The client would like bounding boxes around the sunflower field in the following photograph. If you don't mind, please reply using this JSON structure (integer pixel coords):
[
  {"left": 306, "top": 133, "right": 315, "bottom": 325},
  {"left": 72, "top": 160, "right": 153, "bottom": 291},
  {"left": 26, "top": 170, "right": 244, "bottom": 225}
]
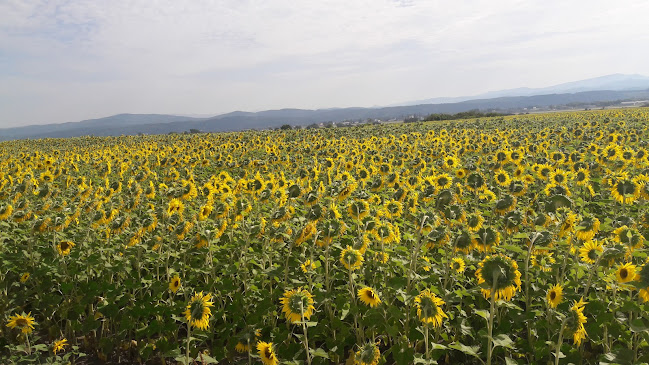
[{"left": 2, "top": 108, "right": 649, "bottom": 364}]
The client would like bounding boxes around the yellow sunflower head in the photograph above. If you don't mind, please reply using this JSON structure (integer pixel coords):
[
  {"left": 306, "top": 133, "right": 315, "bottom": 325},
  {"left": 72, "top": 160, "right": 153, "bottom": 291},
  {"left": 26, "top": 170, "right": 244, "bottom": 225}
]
[
  {"left": 475, "top": 254, "right": 521, "bottom": 301},
  {"left": 546, "top": 283, "right": 563, "bottom": 309},
  {"left": 169, "top": 275, "right": 181, "bottom": 293},
  {"left": 280, "top": 287, "right": 315, "bottom": 323},
  {"left": 579, "top": 240, "right": 603, "bottom": 264},
  {"left": 414, "top": 289, "right": 447, "bottom": 327},
  {"left": 357, "top": 287, "right": 381, "bottom": 307},
  {"left": 6, "top": 312, "right": 36, "bottom": 334},
  {"left": 450, "top": 257, "right": 466, "bottom": 274},
  {"left": 257, "top": 341, "right": 278, "bottom": 365},
  {"left": 566, "top": 298, "right": 588, "bottom": 346},
  {"left": 610, "top": 179, "right": 640, "bottom": 204},
  {"left": 52, "top": 338, "right": 68, "bottom": 354},
  {"left": 183, "top": 292, "right": 214, "bottom": 330},
  {"left": 340, "top": 246, "right": 363, "bottom": 271},
  {"left": 56, "top": 240, "right": 75, "bottom": 256},
  {"left": 355, "top": 341, "right": 381, "bottom": 365},
  {"left": 615, "top": 262, "right": 637, "bottom": 284}
]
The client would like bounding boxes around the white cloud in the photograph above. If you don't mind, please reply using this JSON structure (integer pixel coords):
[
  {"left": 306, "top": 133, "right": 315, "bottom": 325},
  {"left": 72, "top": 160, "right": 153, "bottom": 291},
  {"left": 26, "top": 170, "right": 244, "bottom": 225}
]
[{"left": 1, "top": 0, "right": 649, "bottom": 127}]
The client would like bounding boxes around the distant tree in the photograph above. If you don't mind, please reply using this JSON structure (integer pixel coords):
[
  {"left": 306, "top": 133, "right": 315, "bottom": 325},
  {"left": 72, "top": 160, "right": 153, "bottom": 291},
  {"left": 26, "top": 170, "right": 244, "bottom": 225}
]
[
  {"left": 189, "top": 128, "right": 201, "bottom": 134},
  {"left": 280, "top": 124, "right": 292, "bottom": 130}
]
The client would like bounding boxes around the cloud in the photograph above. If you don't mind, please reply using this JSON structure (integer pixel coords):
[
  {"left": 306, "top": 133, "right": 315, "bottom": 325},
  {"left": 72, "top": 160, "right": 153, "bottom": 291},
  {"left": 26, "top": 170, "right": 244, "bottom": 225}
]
[{"left": 1, "top": 0, "right": 649, "bottom": 127}]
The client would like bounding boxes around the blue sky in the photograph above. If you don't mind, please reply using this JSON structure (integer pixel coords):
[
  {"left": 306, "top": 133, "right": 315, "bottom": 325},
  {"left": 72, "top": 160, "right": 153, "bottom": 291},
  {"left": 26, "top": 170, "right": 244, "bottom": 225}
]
[{"left": 1, "top": 0, "right": 649, "bottom": 127}]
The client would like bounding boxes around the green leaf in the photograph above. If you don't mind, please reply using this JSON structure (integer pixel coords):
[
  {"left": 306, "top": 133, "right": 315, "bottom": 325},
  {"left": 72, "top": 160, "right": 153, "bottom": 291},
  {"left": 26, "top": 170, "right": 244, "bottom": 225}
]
[
  {"left": 195, "top": 353, "right": 219, "bottom": 364},
  {"left": 430, "top": 343, "right": 447, "bottom": 350},
  {"left": 492, "top": 334, "right": 514, "bottom": 349},
  {"left": 475, "top": 309, "right": 489, "bottom": 321},
  {"left": 448, "top": 342, "right": 481, "bottom": 359},
  {"left": 505, "top": 357, "right": 519, "bottom": 365},
  {"left": 630, "top": 318, "right": 649, "bottom": 333},
  {"left": 502, "top": 244, "right": 524, "bottom": 254},
  {"left": 310, "top": 348, "right": 329, "bottom": 359}
]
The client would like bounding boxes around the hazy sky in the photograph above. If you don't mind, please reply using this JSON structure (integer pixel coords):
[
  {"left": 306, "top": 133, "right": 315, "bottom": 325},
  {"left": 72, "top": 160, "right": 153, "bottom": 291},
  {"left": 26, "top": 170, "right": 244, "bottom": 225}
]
[{"left": 1, "top": 0, "right": 649, "bottom": 128}]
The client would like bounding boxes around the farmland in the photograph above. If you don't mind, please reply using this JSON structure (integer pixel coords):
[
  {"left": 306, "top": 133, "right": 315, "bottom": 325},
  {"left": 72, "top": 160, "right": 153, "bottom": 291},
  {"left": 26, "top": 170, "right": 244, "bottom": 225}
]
[{"left": 2, "top": 108, "right": 649, "bottom": 364}]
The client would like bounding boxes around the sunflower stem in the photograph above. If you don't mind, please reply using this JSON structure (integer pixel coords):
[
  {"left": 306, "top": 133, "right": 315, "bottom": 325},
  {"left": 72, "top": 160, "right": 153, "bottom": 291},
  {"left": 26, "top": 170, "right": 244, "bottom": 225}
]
[
  {"left": 247, "top": 338, "right": 252, "bottom": 365},
  {"left": 424, "top": 323, "right": 430, "bottom": 363},
  {"left": 349, "top": 268, "right": 362, "bottom": 343},
  {"left": 486, "top": 271, "right": 499, "bottom": 365},
  {"left": 25, "top": 332, "right": 31, "bottom": 355},
  {"left": 300, "top": 302, "right": 312, "bottom": 365},
  {"left": 524, "top": 233, "right": 536, "bottom": 359},
  {"left": 583, "top": 252, "right": 603, "bottom": 298},
  {"left": 186, "top": 324, "right": 191, "bottom": 365},
  {"left": 554, "top": 318, "right": 567, "bottom": 365},
  {"left": 284, "top": 243, "right": 294, "bottom": 289}
]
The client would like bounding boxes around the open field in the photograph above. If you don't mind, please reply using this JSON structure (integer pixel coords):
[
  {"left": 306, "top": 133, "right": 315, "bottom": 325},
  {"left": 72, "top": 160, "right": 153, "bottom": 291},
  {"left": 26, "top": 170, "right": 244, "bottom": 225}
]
[{"left": 2, "top": 109, "right": 649, "bottom": 364}]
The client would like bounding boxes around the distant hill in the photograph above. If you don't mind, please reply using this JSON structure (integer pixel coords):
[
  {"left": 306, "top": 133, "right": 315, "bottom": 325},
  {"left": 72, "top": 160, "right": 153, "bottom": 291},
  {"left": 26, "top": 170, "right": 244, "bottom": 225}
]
[
  {"left": 398, "top": 74, "right": 649, "bottom": 105},
  {"left": 2, "top": 87, "right": 649, "bottom": 141},
  {"left": 0, "top": 114, "right": 207, "bottom": 141}
]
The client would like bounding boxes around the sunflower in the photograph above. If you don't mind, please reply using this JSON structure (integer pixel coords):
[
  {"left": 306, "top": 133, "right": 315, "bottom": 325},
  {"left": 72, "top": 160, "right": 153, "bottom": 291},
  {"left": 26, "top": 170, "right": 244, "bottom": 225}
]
[
  {"left": 357, "top": 287, "right": 381, "bottom": 307},
  {"left": 348, "top": 200, "right": 370, "bottom": 220},
  {"left": 375, "top": 251, "right": 389, "bottom": 264},
  {"left": 546, "top": 284, "right": 563, "bottom": 309},
  {"left": 280, "top": 287, "right": 315, "bottom": 323},
  {"left": 613, "top": 226, "right": 644, "bottom": 255},
  {"left": 465, "top": 172, "right": 486, "bottom": 192},
  {"left": 466, "top": 213, "right": 484, "bottom": 232},
  {"left": 431, "top": 173, "right": 453, "bottom": 190},
  {"left": 383, "top": 199, "right": 403, "bottom": 219},
  {"left": 549, "top": 169, "right": 569, "bottom": 186},
  {"left": 450, "top": 257, "right": 466, "bottom": 274},
  {"left": 473, "top": 227, "right": 500, "bottom": 252},
  {"left": 615, "top": 262, "right": 637, "bottom": 284},
  {"left": 20, "top": 272, "right": 30, "bottom": 283},
  {"left": 610, "top": 179, "right": 640, "bottom": 204},
  {"left": 197, "top": 204, "right": 213, "bottom": 221},
  {"left": 575, "top": 216, "right": 600, "bottom": 241},
  {"left": 52, "top": 338, "right": 68, "bottom": 354},
  {"left": 450, "top": 229, "right": 473, "bottom": 253},
  {"left": 167, "top": 198, "right": 184, "bottom": 216},
  {"left": 257, "top": 341, "right": 278, "bottom": 365},
  {"left": 340, "top": 246, "right": 364, "bottom": 271},
  {"left": 169, "top": 275, "right": 181, "bottom": 293},
  {"left": 0, "top": 204, "right": 13, "bottom": 220},
  {"left": 355, "top": 341, "right": 381, "bottom": 365},
  {"left": 566, "top": 298, "right": 588, "bottom": 346},
  {"left": 494, "top": 195, "right": 516, "bottom": 215},
  {"left": 574, "top": 168, "right": 590, "bottom": 186},
  {"left": 475, "top": 255, "right": 521, "bottom": 301},
  {"left": 6, "top": 312, "right": 36, "bottom": 334},
  {"left": 56, "top": 240, "right": 75, "bottom": 256},
  {"left": 300, "top": 259, "right": 316, "bottom": 273},
  {"left": 183, "top": 292, "right": 214, "bottom": 330},
  {"left": 235, "top": 341, "right": 251, "bottom": 353},
  {"left": 494, "top": 169, "right": 511, "bottom": 187},
  {"left": 414, "top": 289, "right": 447, "bottom": 327},
  {"left": 531, "top": 252, "right": 556, "bottom": 272},
  {"left": 637, "top": 264, "right": 649, "bottom": 302}
]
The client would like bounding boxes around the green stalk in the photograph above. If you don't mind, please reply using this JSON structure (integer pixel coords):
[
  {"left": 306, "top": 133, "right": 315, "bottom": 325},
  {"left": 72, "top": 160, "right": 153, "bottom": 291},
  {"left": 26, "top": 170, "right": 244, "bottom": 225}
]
[
  {"left": 424, "top": 321, "right": 430, "bottom": 363},
  {"left": 300, "top": 301, "right": 312, "bottom": 365},
  {"left": 186, "top": 324, "right": 191, "bottom": 365},
  {"left": 554, "top": 319, "right": 567, "bottom": 365},
  {"left": 486, "top": 271, "right": 499, "bottom": 365}
]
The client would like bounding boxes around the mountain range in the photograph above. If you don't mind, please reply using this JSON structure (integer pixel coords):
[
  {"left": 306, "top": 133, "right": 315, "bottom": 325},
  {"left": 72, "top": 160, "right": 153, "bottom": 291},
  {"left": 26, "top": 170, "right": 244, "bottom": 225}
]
[{"left": 1, "top": 74, "right": 649, "bottom": 141}]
